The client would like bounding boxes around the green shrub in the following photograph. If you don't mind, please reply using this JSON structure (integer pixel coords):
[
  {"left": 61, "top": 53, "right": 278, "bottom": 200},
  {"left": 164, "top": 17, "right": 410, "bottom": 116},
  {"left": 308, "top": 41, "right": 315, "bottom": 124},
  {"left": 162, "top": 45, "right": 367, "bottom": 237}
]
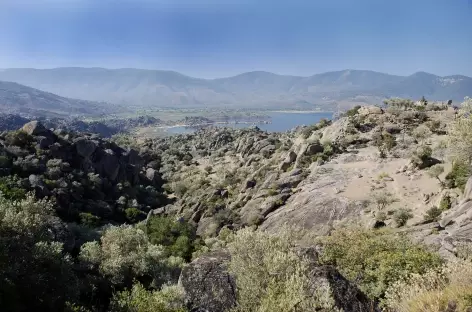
[
  {"left": 445, "top": 161, "right": 471, "bottom": 191},
  {"left": 393, "top": 208, "right": 413, "bottom": 227},
  {"left": 439, "top": 194, "right": 452, "bottom": 211},
  {"left": 125, "top": 207, "right": 146, "bottom": 223},
  {"left": 79, "top": 212, "right": 101, "bottom": 227},
  {"left": 0, "top": 155, "right": 11, "bottom": 168},
  {"left": 319, "top": 227, "right": 443, "bottom": 300},
  {"left": 411, "top": 145, "right": 433, "bottom": 169},
  {"left": 0, "top": 195, "right": 80, "bottom": 311},
  {"left": 173, "top": 182, "right": 188, "bottom": 197},
  {"left": 0, "top": 176, "right": 26, "bottom": 201},
  {"left": 345, "top": 105, "right": 361, "bottom": 117},
  {"left": 5, "top": 130, "right": 34, "bottom": 148},
  {"left": 384, "top": 260, "right": 472, "bottom": 312},
  {"left": 110, "top": 283, "right": 186, "bottom": 312},
  {"left": 228, "top": 227, "right": 339, "bottom": 311},
  {"left": 372, "top": 131, "right": 396, "bottom": 158},
  {"left": 146, "top": 216, "right": 197, "bottom": 261},
  {"left": 79, "top": 224, "right": 184, "bottom": 286},
  {"left": 423, "top": 206, "right": 442, "bottom": 222}
]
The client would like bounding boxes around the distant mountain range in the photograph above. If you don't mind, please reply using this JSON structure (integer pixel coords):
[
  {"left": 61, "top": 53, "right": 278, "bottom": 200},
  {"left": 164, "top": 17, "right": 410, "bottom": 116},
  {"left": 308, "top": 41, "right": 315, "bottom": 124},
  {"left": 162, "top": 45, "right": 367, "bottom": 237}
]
[
  {"left": 0, "top": 68, "right": 471, "bottom": 110},
  {"left": 0, "top": 80, "right": 124, "bottom": 117}
]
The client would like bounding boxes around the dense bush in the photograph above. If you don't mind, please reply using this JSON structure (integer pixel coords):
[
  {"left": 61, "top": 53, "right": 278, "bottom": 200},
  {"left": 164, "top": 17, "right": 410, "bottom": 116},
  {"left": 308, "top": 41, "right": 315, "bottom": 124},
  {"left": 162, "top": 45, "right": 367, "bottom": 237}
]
[
  {"left": 384, "top": 261, "right": 472, "bottom": 311},
  {"left": 0, "top": 194, "right": 79, "bottom": 311},
  {"left": 445, "top": 161, "right": 471, "bottom": 191},
  {"left": 424, "top": 206, "right": 443, "bottom": 223},
  {"left": 344, "top": 105, "right": 361, "bottom": 117},
  {"left": 372, "top": 131, "right": 396, "bottom": 158},
  {"left": 146, "top": 216, "right": 199, "bottom": 261},
  {"left": 411, "top": 145, "right": 434, "bottom": 169},
  {"left": 79, "top": 224, "right": 184, "bottom": 286},
  {"left": 0, "top": 176, "right": 26, "bottom": 201},
  {"left": 110, "top": 283, "right": 186, "bottom": 312},
  {"left": 319, "top": 227, "right": 442, "bottom": 300},
  {"left": 393, "top": 208, "right": 413, "bottom": 227},
  {"left": 228, "top": 227, "right": 338, "bottom": 312},
  {"left": 4, "top": 130, "right": 34, "bottom": 148}
]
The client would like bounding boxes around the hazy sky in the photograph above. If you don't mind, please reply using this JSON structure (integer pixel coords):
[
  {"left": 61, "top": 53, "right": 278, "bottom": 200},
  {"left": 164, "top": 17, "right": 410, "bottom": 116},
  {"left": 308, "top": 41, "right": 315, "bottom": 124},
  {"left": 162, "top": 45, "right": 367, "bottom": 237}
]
[{"left": 0, "top": 0, "right": 471, "bottom": 78}]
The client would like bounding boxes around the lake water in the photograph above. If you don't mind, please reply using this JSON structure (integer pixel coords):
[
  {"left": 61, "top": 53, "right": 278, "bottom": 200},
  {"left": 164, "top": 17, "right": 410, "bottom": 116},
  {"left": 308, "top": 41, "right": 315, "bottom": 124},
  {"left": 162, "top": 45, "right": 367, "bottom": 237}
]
[{"left": 166, "top": 111, "right": 334, "bottom": 134}]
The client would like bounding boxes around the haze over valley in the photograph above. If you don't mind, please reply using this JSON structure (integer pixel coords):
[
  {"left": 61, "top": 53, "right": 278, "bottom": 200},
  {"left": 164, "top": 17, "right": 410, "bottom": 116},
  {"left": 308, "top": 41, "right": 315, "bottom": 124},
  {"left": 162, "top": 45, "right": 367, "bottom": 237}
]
[{"left": 1, "top": 68, "right": 471, "bottom": 111}]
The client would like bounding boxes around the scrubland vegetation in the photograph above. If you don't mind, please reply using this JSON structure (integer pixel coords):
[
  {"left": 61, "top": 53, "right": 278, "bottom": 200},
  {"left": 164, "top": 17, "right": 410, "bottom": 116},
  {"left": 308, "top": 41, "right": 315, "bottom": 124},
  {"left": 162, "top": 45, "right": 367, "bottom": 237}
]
[{"left": 3, "top": 96, "right": 472, "bottom": 311}]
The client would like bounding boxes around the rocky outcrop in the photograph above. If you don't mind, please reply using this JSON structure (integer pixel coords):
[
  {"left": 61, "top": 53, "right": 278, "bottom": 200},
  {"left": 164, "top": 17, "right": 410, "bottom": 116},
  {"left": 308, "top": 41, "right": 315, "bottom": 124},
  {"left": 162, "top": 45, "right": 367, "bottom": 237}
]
[
  {"left": 358, "top": 105, "right": 383, "bottom": 116},
  {"left": 179, "top": 251, "right": 237, "bottom": 312},
  {"left": 0, "top": 121, "right": 164, "bottom": 226}
]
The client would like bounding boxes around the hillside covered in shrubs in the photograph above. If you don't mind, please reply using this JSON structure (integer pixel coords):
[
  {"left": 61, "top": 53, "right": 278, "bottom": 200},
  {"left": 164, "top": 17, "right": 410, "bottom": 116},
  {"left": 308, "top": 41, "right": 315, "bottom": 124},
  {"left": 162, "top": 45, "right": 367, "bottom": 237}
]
[{"left": 3, "top": 97, "right": 472, "bottom": 311}]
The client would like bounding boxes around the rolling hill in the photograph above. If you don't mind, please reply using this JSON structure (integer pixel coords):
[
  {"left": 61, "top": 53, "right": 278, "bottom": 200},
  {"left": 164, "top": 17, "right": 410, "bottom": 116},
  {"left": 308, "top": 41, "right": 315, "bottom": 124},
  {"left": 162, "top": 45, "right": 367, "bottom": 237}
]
[
  {"left": 0, "top": 80, "right": 123, "bottom": 117},
  {"left": 0, "top": 68, "right": 470, "bottom": 109}
]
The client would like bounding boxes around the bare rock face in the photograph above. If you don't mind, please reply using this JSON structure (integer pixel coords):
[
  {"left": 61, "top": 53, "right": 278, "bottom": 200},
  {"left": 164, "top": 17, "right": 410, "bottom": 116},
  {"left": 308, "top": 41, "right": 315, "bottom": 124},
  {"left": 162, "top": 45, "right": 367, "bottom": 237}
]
[
  {"left": 21, "top": 121, "right": 48, "bottom": 136},
  {"left": 261, "top": 166, "right": 364, "bottom": 235},
  {"left": 179, "top": 251, "right": 237, "bottom": 312},
  {"left": 358, "top": 105, "right": 383, "bottom": 116}
]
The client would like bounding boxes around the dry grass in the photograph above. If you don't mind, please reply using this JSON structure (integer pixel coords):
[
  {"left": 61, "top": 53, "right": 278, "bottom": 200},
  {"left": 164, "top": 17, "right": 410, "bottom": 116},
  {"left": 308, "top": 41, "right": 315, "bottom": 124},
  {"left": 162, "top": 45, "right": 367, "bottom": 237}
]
[{"left": 384, "top": 260, "right": 472, "bottom": 312}]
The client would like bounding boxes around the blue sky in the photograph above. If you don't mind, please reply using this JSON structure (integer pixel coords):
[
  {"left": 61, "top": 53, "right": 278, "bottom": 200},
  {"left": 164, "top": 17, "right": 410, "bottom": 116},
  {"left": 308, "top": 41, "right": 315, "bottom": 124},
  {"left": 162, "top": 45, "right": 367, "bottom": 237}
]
[{"left": 0, "top": 0, "right": 471, "bottom": 78}]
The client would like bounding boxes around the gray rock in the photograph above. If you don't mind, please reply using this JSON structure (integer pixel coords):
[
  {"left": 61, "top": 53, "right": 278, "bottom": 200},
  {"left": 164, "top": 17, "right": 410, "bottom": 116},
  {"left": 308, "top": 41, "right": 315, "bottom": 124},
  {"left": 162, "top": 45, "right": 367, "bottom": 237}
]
[
  {"left": 462, "top": 176, "right": 472, "bottom": 202},
  {"left": 146, "top": 168, "right": 158, "bottom": 182},
  {"left": 358, "top": 105, "right": 383, "bottom": 116},
  {"left": 37, "top": 136, "right": 54, "bottom": 149},
  {"left": 245, "top": 179, "right": 256, "bottom": 189},
  {"left": 275, "top": 174, "right": 304, "bottom": 189},
  {"left": 305, "top": 142, "right": 324, "bottom": 155},
  {"left": 21, "top": 121, "right": 48, "bottom": 136},
  {"left": 179, "top": 251, "right": 237, "bottom": 312},
  {"left": 75, "top": 138, "right": 97, "bottom": 158},
  {"left": 260, "top": 144, "right": 276, "bottom": 158},
  {"left": 101, "top": 149, "right": 120, "bottom": 181}
]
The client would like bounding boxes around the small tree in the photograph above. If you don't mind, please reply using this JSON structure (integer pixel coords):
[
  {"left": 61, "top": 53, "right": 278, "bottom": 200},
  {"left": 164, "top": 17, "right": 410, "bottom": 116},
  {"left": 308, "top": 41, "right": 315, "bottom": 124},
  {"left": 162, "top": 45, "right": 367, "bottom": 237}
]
[
  {"left": 428, "top": 164, "right": 445, "bottom": 187},
  {"left": 393, "top": 208, "right": 413, "bottom": 227},
  {"left": 420, "top": 96, "right": 428, "bottom": 106},
  {"left": 448, "top": 97, "right": 472, "bottom": 165},
  {"left": 412, "top": 125, "right": 432, "bottom": 145},
  {"left": 372, "top": 191, "right": 395, "bottom": 210},
  {"left": 423, "top": 206, "right": 442, "bottom": 222}
]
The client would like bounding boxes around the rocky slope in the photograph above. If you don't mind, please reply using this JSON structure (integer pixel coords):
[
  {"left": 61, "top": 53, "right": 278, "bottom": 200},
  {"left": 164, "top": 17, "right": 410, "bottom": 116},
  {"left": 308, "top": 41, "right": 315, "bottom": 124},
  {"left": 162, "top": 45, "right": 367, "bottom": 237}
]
[
  {"left": 2, "top": 102, "right": 471, "bottom": 311},
  {"left": 144, "top": 102, "right": 467, "bottom": 258},
  {"left": 0, "top": 120, "right": 166, "bottom": 235}
]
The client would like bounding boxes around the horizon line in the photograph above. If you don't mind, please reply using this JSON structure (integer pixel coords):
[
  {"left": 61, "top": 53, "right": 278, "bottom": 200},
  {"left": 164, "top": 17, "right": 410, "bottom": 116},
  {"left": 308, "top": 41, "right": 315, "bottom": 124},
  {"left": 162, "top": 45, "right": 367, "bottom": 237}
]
[{"left": 1, "top": 67, "right": 470, "bottom": 80}]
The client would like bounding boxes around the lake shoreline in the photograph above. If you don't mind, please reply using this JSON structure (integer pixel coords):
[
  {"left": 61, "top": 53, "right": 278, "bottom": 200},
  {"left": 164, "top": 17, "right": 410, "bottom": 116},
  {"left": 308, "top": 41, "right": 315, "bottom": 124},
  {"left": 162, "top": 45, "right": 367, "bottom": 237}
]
[{"left": 269, "top": 110, "right": 335, "bottom": 114}]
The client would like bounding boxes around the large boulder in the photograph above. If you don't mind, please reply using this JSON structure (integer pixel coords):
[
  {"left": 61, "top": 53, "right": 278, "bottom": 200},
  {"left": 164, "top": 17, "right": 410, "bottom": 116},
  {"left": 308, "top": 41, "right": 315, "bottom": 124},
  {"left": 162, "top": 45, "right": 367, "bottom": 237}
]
[
  {"left": 179, "top": 251, "right": 237, "bottom": 312},
  {"left": 305, "top": 142, "right": 324, "bottom": 155},
  {"left": 358, "top": 105, "right": 383, "bottom": 116},
  {"left": 21, "top": 121, "right": 48, "bottom": 136},
  {"left": 75, "top": 138, "right": 97, "bottom": 158}
]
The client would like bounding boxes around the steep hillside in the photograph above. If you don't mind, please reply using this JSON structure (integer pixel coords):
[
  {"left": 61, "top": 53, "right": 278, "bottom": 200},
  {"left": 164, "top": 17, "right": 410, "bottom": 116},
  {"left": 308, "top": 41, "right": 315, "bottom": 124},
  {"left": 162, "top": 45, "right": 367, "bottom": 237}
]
[
  {"left": 0, "top": 80, "right": 121, "bottom": 117},
  {"left": 0, "top": 68, "right": 470, "bottom": 109}
]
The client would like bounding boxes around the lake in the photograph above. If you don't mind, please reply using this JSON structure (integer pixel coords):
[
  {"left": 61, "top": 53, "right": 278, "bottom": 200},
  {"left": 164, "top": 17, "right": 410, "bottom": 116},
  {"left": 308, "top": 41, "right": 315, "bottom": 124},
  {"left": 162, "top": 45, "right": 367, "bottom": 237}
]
[{"left": 165, "top": 111, "right": 334, "bottom": 134}]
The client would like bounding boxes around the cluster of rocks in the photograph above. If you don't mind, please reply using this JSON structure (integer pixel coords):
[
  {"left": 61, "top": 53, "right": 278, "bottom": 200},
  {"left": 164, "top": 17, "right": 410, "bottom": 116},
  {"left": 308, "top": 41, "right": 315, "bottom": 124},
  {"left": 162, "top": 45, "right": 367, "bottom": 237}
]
[
  {"left": 0, "top": 113, "right": 163, "bottom": 137},
  {"left": 0, "top": 121, "right": 165, "bottom": 224}
]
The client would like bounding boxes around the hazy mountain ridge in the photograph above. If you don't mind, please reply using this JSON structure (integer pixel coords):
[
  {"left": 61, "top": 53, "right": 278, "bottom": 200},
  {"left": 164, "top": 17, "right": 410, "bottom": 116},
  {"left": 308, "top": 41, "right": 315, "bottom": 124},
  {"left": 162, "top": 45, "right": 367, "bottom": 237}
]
[
  {"left": 0, "top": 68, "right": 471, "bottom": 109},
  {"left": 0, "top": 79, "right": 124, "bottom": 117}
]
